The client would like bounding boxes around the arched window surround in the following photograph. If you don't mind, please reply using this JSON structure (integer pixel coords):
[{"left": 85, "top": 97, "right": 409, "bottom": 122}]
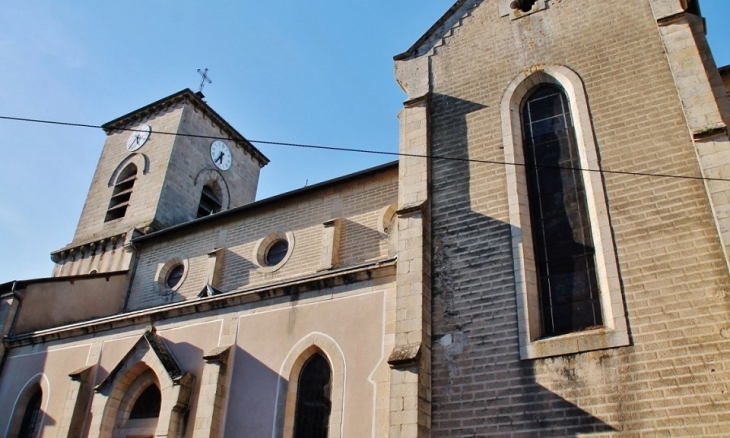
[
  {"left": 500, "top": 65, "right": 629, "bottom": 359},
  {"left": 87, "top": 329, "right": 194, "bottom": 438},
  {"left": 5, "top": 373, "right": 50, "bottom": 438},
  {"left": 274, "top": 333, "right": 346, "bottom": 438}
]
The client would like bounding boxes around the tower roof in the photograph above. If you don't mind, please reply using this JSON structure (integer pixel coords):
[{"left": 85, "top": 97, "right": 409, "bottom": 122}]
[{"left": 102, "top": 88, "right": 269, "bottom": 167}]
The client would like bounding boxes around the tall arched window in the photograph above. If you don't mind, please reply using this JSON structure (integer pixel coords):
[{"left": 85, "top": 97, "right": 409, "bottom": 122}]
[
  {"left": 197, "top": 182, "right": 222, "bottom": 218},
  {"left": 521, "top": 86, "right": 602, "bottom": 337},
  {"left": 105, "top": 163, "right": 137, "bottom": 222},
  {"left": 17, "top": 386, "right": 42, "bottom": 438},
  {"left": 293, "top": 353, "right": 332, "bottom": 438}
]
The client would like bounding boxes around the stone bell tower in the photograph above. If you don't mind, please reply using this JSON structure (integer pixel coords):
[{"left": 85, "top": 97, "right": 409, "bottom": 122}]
[{"left": 50, "top": 89, "right": 269, "bottom": 277}]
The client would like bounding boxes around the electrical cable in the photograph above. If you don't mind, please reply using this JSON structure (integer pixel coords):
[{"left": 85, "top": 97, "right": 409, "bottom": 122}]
[{"left": 1, "top": 114, "right": 729, "bottom": 183}]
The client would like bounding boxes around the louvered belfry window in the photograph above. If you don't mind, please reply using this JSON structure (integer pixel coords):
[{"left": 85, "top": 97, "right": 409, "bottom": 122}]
[
  {"left": 197, "top": 183, "right": 222, "bottom": 218},
  {"left": 105, "top": 163, "right": 137, "bottom": 222},
  {"left": 293, "top": 353, "right": 332, "bottom": 438},
  {"left": 522, "top": 86, "right": 603, "bottom": 337}
]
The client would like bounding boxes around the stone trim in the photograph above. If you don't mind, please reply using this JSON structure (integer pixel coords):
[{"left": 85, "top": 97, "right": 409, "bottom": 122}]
[
  {"left": 4, "top": 373, "right": 50, "bottom": 438},
  {"left": 88, "top": 328, "right": 194, "bottom": 438},
  {"left": 5, "top": 259, "right": 396, "bottom": 347},
  {"left": 154, "top": 254, "right": 189, "bottom": 295},
  {"left": 107, "top": 153, "right": 150, "bottom": 187},
  {"left": 253, "top": 230, "right": 295, "bottom": 273},
  {"left": 206, "top": 247, "right": 225, "bottom": 288},
  {"left": 192, "top": 345, "right": 233, "bottom": 438},
  {"left": 59, "top": 365, "right": 95, "bottom": 438},
  {"left": 500, "top": 65, "right": 629, "bottom": 359},
  {"left": 194, "top": 168, "right": 231, "bottom": 211},
  {"left": 275, "top": 333, "right": 346, "bottom": 438},
  {"left": 318, "top": 219, "right": 341, "bottom": 271}
]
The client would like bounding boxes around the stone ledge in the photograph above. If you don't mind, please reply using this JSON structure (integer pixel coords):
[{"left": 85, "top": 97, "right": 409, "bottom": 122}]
[{"left": 4, "top": 257, "right": 397, "bottom": 348}]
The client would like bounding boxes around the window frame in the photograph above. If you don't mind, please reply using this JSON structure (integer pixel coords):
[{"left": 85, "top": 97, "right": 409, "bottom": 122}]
[
  {"left": 293, "top": 353, "right": 333, "bottom": 438},
  {"left": 154, "top": 254, "right": 189, "bottom": 295},
  {"left": 197, "top": 182, "right": 223, "bottom": 218},
  {"left": 500, "top": 66, "right": 629, "bottom": 359},
  {"left": 104, "top": 163, "right": 137, "bottom": 222},
  {"left": 5, "top": 375, "right": 49, "bottom": 438},
  {"left": 277, "top": 335, "right": 346, "bottom": 438},
  {"left": 253, "top": 231, "right": 295, "bottom": 273}
]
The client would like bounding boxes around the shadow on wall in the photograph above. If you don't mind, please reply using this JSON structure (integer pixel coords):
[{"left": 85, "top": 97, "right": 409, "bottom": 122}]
[
  {"left": 225, "top": 347, "right": 286, "bottom": 437},
  {"left": 161, "top": 340, "right": 204, "bottom": 436},
  {"left": 429, "top": 93, "right": 616, "bottom": 436},
  {"left": 219, "top": 248, "right": 253, "bottom": 290}
]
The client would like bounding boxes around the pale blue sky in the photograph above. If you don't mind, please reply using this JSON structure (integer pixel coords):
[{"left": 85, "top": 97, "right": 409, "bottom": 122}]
[{"left": 1, "top": 1, "right": 729, "bottom": 282}]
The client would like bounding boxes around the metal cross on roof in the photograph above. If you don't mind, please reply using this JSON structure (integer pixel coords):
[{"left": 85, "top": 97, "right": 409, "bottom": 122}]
[{"left": 197, "top": 68, "right": 212, "bottom": 93}]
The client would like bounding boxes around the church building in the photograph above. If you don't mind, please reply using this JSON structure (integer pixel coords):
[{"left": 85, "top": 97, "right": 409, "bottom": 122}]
[{"left": 2, "top": 0, "right": 730, "bottom": 436}]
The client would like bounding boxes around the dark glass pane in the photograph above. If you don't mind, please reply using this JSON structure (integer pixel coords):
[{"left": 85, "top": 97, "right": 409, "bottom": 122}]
[
  {"left": 129, "top": 385, "right": 161, "bottom": 419},
  {"left": 266, "top": 240, "right": 289, "bottom": 266},
  {"left": 523, "top": 86, "right": 603, "bottom": 337},
  {"left": 18, "top": 389, "right": 42, "bottom": 438},
  {"left": 526, "top": 91, "right": 563, "bottom": 121},
  {"left": 166, "top": 265, "right": 184, "bottom": 288},
  {"left": 294, "top": 354, "right": 332, "bottom": 438}
]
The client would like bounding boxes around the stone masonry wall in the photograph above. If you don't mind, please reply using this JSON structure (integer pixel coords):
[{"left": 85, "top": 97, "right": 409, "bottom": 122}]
[
  {"left": 127, "top": 165, "right": 397, "bottom": 311},
  {"left": 419, "top": 0, "right": 730, "bottom": 436},
  {"left": 72, "top": 105, "right": 184, "bottom": 245},
  {"left": 156, "top": 104, "right": 263, "bottom": 229}
]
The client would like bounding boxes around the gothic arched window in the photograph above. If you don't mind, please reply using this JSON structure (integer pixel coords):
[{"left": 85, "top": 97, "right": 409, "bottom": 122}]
[
  {"left": 129, "top": 384, "right": 161, "bottom": 419},
  {"left": 521, "top": 86, "right": 603, "bottom": 337},
  {"left": 17, "top": 387, "right": 42, "bottom": 438},
  {"left": 105, "top": 163, "right": 137, "bottom": 222},
  {"left": 293, "top": 353, "right": 332, "bottom": 438}
]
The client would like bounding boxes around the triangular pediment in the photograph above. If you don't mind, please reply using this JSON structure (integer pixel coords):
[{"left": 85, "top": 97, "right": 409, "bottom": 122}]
[{"left": 94, "top": 326, "right": 185, "bottom": 393}]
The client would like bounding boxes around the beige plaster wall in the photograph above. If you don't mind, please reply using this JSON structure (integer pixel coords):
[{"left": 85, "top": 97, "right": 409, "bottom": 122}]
[
  {"left": 0, "top": 276, "right": 395, "bottom": 438},
  {"left": 13, "top": 274, "right": 128, "bottom": 334},
  {"left": 227, "top": 286, "right": 392, "bottom": 437},
  {"left": 0, "top": 344, "right": 91, "bottom": 437}
]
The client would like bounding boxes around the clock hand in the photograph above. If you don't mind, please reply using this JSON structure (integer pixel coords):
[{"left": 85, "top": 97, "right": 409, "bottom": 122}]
[{"left": 216, "top": 151, "right": 224, "bottom": 164}]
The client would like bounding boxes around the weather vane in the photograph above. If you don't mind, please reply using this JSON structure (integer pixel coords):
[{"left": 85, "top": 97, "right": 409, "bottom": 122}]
[{"left": 197, "top": 68, "right": 212, "bottom": 93}]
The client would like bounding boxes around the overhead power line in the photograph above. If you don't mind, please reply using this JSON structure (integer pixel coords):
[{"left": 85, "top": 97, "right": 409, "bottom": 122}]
[{"left": 1, "top": 114, "right": 729, "bottom": 183}]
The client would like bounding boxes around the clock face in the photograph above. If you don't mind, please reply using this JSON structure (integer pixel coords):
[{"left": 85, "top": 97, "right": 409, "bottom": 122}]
[
  {"left": 126, "top": 124, "right": 151, "bottom": 152},
  {"left": 210, "top": 140, "right": 232, "bottom": 170}
]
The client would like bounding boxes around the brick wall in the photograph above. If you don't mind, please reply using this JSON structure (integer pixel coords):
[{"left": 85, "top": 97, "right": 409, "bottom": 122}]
[
  {"left": 127, "top": 166, "right": 397, "bottom": 311},
  {"left": 157, "top": 104, "right": 262, "bottom": 228},
  {"left": 411, "top": 0, "right": 730, "bottom": 435}
]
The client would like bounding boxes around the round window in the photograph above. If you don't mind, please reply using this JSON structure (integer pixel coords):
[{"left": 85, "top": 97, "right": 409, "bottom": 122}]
[
  {"left": 265, "top": 240, "right": 289, "bottom": 266},
  {"left": 166, "top": 264, "right": 185, "bottom": 289}
]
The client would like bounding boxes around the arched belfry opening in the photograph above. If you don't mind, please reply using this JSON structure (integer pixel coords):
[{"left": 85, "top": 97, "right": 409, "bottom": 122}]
[
  {"left": 105, "top": 163, "right": 137, "bottom": 222},
  {"left": 197, "top": 181, "right": 223, "bottom": 218}
]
